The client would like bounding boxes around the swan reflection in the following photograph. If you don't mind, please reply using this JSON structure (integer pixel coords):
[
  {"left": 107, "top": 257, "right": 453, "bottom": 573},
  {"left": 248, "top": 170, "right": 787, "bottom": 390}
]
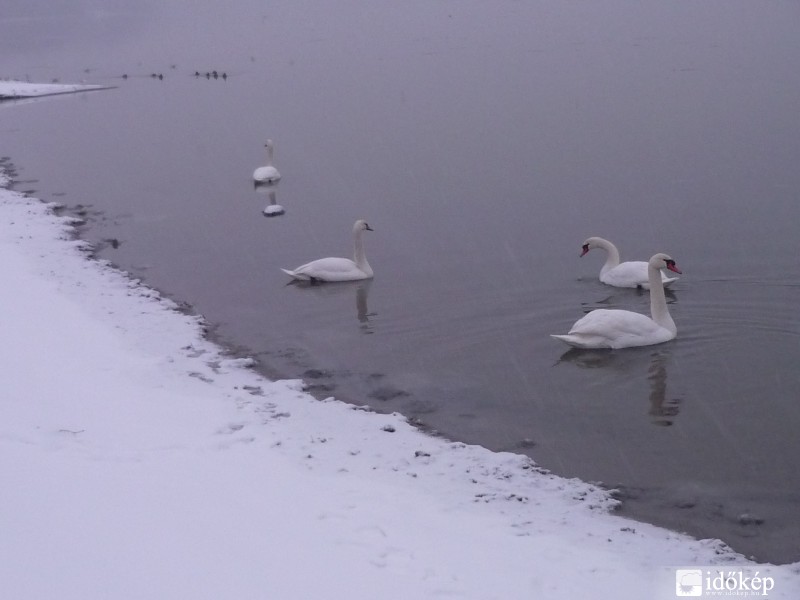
[
  {"left": 286, "top": 278, "right": 375, "bottom": 333},
  {"left": 646, "top": 351, "right": 680, "bottom": 426},
  {"left": 355, "top": 280, "right": 373, "bottom": 326},
  {"left": 556, "top": 348, "right": 681, "bottom": 425},
  {"left": 255, "top": 185, "right": 285, "bottom": 217}
]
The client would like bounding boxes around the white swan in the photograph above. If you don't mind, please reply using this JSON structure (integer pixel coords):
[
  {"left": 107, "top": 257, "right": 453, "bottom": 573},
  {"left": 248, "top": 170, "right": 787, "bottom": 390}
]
[
  {"left": 581, "top": 237, "right": 678, "bottom": 289},
  {"left": 281, "top": 220, "right": 374, "bottom": 282},
  {"left": 253, "top": 139, "right": 281, "bottom": 183},
  {"left": 551, "top": 253, "right": 682, "bottom": 349}
]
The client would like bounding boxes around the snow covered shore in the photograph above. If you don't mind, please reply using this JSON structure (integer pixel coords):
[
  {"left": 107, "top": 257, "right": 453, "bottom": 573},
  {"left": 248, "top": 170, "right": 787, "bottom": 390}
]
[
  {"left": 0, "top": 79, "right": 110, "bottom": 100},
  {"left": 1, "top": 165, "right": 798, "bottom": 598}
]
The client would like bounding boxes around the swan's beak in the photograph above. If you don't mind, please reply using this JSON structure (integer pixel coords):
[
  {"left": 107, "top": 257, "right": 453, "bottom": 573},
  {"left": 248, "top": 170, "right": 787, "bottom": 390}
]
[
  {"left": 580, "top": 246, "right": 590, "bottom": 257},
  {"left": 667, "top": 263, "right": 682, "bottom": 274},
  {"left": 365, "top": 224, "right": 374, "bottom": 231}
]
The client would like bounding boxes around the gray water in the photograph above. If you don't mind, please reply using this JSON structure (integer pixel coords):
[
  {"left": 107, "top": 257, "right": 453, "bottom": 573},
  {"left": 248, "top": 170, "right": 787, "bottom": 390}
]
[{"left": 2, "top": 0, "right": 799, "bottom": 564}]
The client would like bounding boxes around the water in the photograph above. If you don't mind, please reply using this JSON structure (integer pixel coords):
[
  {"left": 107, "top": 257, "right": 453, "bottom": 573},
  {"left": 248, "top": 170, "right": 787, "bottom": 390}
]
[{"left": 2, "top": 0, "right": 799, "bottom": 563}]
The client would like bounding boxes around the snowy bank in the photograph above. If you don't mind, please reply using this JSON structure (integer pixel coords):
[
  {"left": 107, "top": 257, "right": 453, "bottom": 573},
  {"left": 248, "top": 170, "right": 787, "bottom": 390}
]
[
  {"left": 1, "top": 170, "right": 798, "bottom": 599},
  {"left": 0, "top": 80, "right": 110, "bottom": 100}
]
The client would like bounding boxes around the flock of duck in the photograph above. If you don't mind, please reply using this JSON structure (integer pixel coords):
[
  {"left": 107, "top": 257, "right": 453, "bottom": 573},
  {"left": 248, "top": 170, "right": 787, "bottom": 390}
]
[{"left": 254, "top": 141, "right": 683, "bottom": 352}]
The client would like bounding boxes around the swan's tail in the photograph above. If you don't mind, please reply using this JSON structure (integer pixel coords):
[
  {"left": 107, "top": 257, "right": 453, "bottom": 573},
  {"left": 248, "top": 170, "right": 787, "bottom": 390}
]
[
  {"left": 280, "top": 268, "right": 308, "bottom": 280},
  {"left": 550, "top": 334, "right": 602, "bottom": 349},
  {"left": 662, "top": 276, "right": 679, "bottom": 287},
  {"left": 641, "top": 275, "right": 679, "bottom": 289},
  {"left": 550, "top": 334, "right": 577, "bottom": 346},
  {"left": 552, "top": 333, "right": 618, "bottom": 349}
]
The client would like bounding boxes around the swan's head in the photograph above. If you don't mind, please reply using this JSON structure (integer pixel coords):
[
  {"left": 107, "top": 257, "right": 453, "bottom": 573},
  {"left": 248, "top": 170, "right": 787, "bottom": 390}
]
[
  {"left": 649, "top": 253, "right": 682, "bottom": 274},
  {"left": 265, "top": 139, "right": 274, "bottom": 148},
  {"left": 580, "top": 237, "right": 605, "bottom": 257},
  {"left": 354, "top": 219, "right": 373, "bottom": 233}
]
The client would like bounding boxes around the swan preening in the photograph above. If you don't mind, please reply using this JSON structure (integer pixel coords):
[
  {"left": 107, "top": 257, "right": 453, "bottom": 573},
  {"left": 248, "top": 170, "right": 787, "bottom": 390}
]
[
  {"left": 581, "top": 237, "right": 679, "bottom": 289},
  {"left": 253, "top": 139, "right": 281, "bottom": 184},
  {"left": 281, "top": 220, "right": 374, "bottom": 282},
  {"left": 551, "top": 253, "right": 682, "bottom": 349}
]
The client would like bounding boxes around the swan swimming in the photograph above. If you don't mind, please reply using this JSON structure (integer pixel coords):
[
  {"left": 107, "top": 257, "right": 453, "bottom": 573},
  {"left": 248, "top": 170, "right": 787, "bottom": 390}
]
[
  {"left": 253, "top": 139, "right": 281, "bottom": 184},
  {"left": 581, "top": 236, "right": 678, "bottom": 289},
  {"left": 281, "top": 220, "right": 374, "bottom": 282},
  {"left": 551, "top": 253, "right": 682, "bottom": 349}
]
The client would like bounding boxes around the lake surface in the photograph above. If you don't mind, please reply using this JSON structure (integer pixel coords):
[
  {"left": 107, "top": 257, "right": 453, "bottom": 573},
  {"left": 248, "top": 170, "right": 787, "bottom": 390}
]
[{"left": 2, "top": 0, "right": 799, "bottom": 563}]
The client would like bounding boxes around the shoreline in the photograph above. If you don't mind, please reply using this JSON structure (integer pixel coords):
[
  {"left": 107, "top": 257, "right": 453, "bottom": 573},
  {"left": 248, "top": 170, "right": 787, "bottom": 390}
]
[
  {"left": 0, "top": 79, "right": 113, "bottom": 100},
  {"left": 2, "top": 160, "right": 799, "bottom": 597}
]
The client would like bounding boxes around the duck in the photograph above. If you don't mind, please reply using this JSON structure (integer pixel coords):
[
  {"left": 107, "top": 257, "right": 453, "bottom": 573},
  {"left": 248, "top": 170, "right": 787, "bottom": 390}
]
[
  {"left": 253, "top": 139, "right": 281, "bottom": 184},
  {"left": 551, "top": 253, "right": 682, "bottom": 349},
  {"left": 580, "top": 236, "right": 679, "bottom": 289},
  {"left": 281, "top": 220, "right": 374, "bottom": 282}
]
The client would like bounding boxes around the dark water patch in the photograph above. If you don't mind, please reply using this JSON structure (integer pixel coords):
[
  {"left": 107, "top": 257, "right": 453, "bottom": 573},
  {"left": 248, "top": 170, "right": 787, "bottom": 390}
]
[{"left": 613, "top": 484, "right": 800, "bottom": 564}]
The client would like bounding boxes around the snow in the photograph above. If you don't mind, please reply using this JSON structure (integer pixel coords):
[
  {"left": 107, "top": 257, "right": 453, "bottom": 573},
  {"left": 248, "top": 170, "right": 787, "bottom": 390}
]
[
  {"left": 1, "top": 165, "right": 798, "bottom": 599},
  {"left": 0, "top": 80, "right": 109, "bottom": 100}
]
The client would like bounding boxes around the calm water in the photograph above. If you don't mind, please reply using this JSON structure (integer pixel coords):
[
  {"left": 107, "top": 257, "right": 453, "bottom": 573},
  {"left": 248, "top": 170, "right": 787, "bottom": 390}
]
[{"left": 2, "top": 0, "right": 799, "bottom": 563}]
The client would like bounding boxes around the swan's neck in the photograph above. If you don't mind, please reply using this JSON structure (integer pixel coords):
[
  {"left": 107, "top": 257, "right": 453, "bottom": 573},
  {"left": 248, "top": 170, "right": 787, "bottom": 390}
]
[
  {"left": 266, "top": 144, "right": 274, "bottom": 166},
  {"left": 596, "top": 239, "right": 621, "bottom": 274},
  {"left": 353, "top": 229, "right": 372, "bottom": 275},
  {"left": 648, "top": 265, "right": 675, "bottom": 333}
]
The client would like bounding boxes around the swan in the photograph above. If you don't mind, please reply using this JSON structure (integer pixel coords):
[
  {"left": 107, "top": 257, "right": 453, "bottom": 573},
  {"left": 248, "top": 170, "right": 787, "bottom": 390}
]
[
  {"left": 253, "top": 139, "right": 281, "bottom": 183},
  {"left": 281, "top": 220, "right": 374, "bottom": 282},
  {"left": 581, "top": 237, "right": 679, "bottom": 289},
  {"left": 551, "top": 253, "right": 682, "bottom": 349}
]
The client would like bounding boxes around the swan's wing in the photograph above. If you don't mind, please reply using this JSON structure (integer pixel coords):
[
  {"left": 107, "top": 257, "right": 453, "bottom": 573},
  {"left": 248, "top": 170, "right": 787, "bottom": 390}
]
[
  {"left": 603, "top": 262, "right": 680, "bottom": 289},
  {"left": 287, "top": 257, "right": 367, "bottom": 282},
  {"left": 561, "top": 309, "right": 672, "bottom": 349},
  {"left": 295, "top": 257, "right": 356, "bottom": 275},
  {"left": 569, "top": 309, "right": 662, "bottom": 336},
  {"left": 601, "top": 261, "right": 649, "bottom": 288},
  {"left": 254, "top": 166, "right": 281, "bottom": 181}
]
